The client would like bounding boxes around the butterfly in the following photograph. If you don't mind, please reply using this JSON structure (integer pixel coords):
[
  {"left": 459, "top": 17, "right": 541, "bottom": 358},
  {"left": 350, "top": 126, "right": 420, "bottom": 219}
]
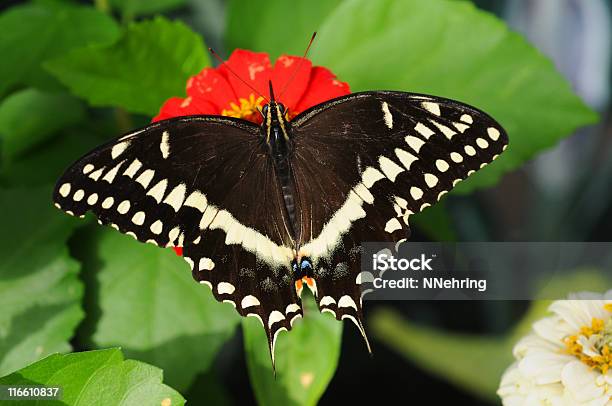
[{"left": 53, "top": 80, "right": 507, "bottom": 365}]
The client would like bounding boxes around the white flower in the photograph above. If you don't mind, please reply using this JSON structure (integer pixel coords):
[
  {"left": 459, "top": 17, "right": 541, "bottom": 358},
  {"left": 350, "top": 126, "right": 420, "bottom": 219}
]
[{"left": 498, "top": 290, "right": 612, "bottom": 405}]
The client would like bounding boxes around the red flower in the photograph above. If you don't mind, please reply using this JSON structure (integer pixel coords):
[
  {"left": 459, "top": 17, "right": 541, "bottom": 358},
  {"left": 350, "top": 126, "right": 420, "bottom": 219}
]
[
  {"left": 152, "top": 49, "right": 351, "bottom": 257},
  {"left": 153, "top": 49, "right": 350, "bottom": 124}
]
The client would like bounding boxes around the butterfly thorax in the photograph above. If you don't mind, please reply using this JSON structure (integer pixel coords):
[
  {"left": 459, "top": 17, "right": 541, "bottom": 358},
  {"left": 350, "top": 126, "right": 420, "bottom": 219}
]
[
  {"left": 261, "top": 101, "right": 301, "bottom": 243},
  {"left": 261, "top": 101, "right": 291, "bottom": 157}
]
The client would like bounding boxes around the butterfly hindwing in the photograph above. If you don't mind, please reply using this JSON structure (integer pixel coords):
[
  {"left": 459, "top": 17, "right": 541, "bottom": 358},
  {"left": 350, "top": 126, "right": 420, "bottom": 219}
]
[{"left": 184, "top": 230, "right": 302, "bottom": 365}]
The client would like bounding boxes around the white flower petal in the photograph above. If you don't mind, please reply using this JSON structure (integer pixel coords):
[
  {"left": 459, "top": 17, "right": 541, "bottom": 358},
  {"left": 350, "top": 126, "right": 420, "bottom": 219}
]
[
  {"left": 533, "top": 316, "right": 575, "bottom": 344},
  {"left": 498, "top": 367, "right": 522, "bottom": 394},
  {"left": 569, "top": 291, "right": 604, "bottom": 300},
  {"left": 499, "top": 291, "right": 612, "bottom": 406},
  {"left": 582, "top": 299, "right": 608, "bottom": 320},
  {"left": 514, "top": 333, "right": 562, "bottom": 359},
  {"left": 561, "top": 361, "right": 607, "bottom": 403},
  {"left": 549, "top": 300, "right": 599, "bottom": 330},
  {"left": 499, "top": 362, "right": 567, "bottom": 406},
  {"left": 566, "top": 290, "right": 611, "bottom": 319},
  {"left": 561, "top": 390, "right": 609, "bottom": 406},
  {"left": 576, "top": 335, "right": 600, "bottom": 358},
  {"left": 533, "top": 384, "right": 566, "bottom": 406},
  {"left": 519, "top": 352, "right": 574, "bottom": 384},
  {"left": 501, "top": 395, "right": 527, "bottom": 406}
]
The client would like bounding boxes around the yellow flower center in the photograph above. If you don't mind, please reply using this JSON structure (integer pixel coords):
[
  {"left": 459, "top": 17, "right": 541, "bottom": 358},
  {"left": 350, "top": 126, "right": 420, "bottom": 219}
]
[
  {"left": 221, "top": 94, "right": 265, "bottom": 121},
  {"left": 563, "top": 305, "right": 612, "bottom": 374}
]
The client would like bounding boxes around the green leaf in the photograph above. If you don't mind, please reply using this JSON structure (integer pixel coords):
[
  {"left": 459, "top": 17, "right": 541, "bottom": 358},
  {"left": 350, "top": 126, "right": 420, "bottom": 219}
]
[
  {"left": 225, "top": 0, "right": 343, "bottom": 60},
  {"left": 183, "top": 369, "right": 232, "bottom": 406},
  {"left": 311, "top": 0, "right": 598, "bottom": 192},
  {"left": 0, "top": 187, "right": 83, "bottom": 376},
  {"left": 411, "top": 202, "right": 457, "bottom": 241},
  {"left": 0, "top": 89, "right": 85, "bottom": 161},
  {"left": 243, "top": 294, "right": 342, "bottom": 406},
  {"left": 0, "top": 348, "right": 185, "bottom": 406},
  {"left": 0, "top": 125, "right": 109, "bottom": 188},
  {"left": 110, "top": 0, "right": 187, "bottom": 19},
  {"left": 0, "top": 3, "right": 120, "bottom": 96},
  {"left": 87, "top": 229, "right": 239, "bottom": 391},
  {"left": 46, "top": 16, "right": 210, "bottom": 116}
]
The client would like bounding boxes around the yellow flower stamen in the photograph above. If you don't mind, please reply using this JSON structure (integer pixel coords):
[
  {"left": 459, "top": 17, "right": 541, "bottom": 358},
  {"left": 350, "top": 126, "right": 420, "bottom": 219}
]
[
  {"left": 604, "top": 303, "right": 612, "bottom": 312},
  {"left": 221, "top": 94, "right": 265, "bottom": 121},
  {"left": 580, "top": 318, "right": 605, "bottom": 336},
  {"left": 563, "top": 315, "right": 612, "bottom": 374}
]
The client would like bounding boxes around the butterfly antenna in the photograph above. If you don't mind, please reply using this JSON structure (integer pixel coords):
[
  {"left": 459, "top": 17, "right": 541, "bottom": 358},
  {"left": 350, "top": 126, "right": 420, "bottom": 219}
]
[
  {"left": 208, "top": 47, "right": 269, "bottom": 103},
  {"left": 278, "top": 32, "right": 317, "bottom": 99}
]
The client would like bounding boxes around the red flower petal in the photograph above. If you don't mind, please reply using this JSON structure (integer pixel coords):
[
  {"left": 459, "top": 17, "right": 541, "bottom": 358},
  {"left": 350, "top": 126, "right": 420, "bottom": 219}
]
[
  {"left": 271, "top": 55, "right": 312, "bottom": 111},
  {"left": 294, "top": 66, "right": 350, "bottom": 113},
  {"left": 172, "top": 247, "right": 183, "bottom": 256},
  {"left": 153, "top": 96, "right": 218, "bottom": 122},
  {"left": 152, "top": 97, "right": 185, "bottom": 122},
  {"left": 218, "top": 49, "right": 271, "bottom": 100},
  {"left": 186, "top": 67, "right": 237, "bottom": 112}
]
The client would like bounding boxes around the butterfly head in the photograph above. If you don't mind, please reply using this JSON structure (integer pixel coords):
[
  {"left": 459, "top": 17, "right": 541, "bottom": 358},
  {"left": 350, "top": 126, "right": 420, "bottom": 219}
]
[
  {"left": 261, "top": 81, "right": 291, "bottom": 145},
  {"left": 261, "top": 102, "right": 287, "bottom": 122},
  {"left": 262, "top": 81, "right": 288, "bottom": 123}
]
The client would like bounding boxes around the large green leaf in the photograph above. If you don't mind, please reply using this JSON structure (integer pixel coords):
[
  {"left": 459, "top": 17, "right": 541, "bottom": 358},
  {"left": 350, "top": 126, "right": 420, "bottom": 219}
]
[
  {"left": 0, "top": 124, "right": 110, "bottom": 188},
  {"left": 0, "top": 3, "right": 119, "bottom": 97},
  {"left": 225, "top": 0, "right": 342, "bottom": 60},
  {"left": 0, "top": 89, "right": 85, "bottom": 161},
  {"left": 46, "top": 17, "right": 210, "bottom": 116},
  {"left": 242, "top": 294, "right": 342, "bottom": 406},
  {"left": 87, "top": 229, "right": 239, "bottom": 391},
  {"left": 0, "top": 188, "right": 83, "bottom": 376},
  {"left": 0, "top": 348, "right": 185, "bottom": 406},
  {"left": 311, "top": 0, "right": 597, "bottom": 192}
]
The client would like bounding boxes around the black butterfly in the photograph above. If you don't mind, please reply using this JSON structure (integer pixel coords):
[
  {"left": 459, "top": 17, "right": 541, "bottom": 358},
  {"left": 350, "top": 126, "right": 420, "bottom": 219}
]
[{"left": 53, "top": 83, "right": 507, "bottom": 365}]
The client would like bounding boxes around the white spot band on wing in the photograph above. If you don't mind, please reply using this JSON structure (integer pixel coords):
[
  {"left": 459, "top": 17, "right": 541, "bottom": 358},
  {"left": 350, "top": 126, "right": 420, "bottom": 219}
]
[
  {"left": 381, "top": 101, "right": 393, "bottom": 129},
  {"left": 160, "top": 131, "right": 170, "bottom": 159}
]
